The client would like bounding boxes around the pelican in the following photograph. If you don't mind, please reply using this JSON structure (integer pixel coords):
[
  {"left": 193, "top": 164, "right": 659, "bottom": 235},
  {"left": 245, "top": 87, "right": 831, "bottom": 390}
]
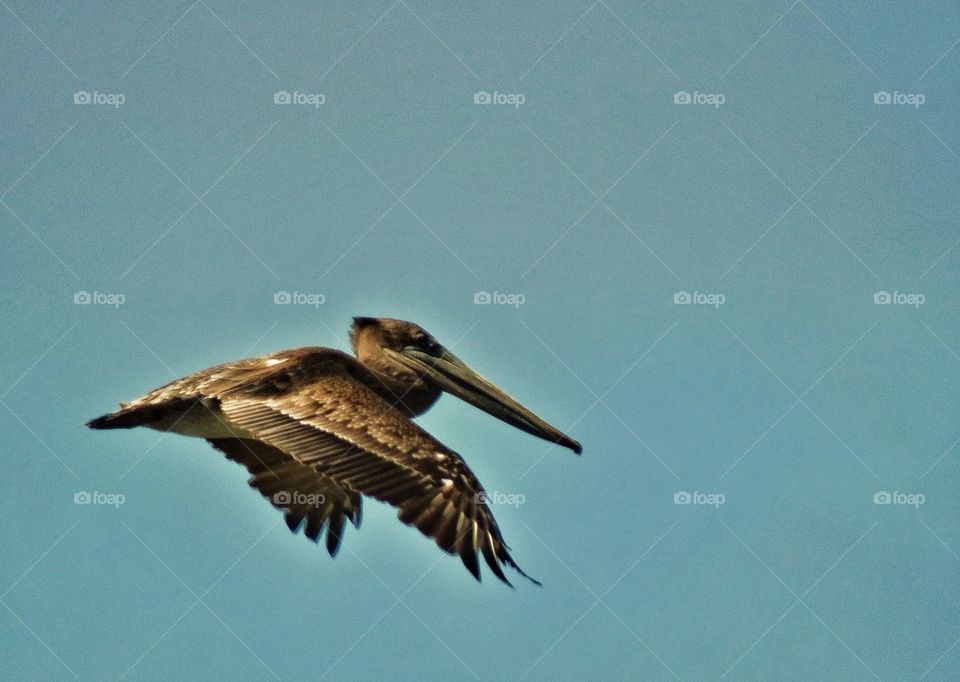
[{"left": 88, "top": 317, "right": 581, "bottom": 585}]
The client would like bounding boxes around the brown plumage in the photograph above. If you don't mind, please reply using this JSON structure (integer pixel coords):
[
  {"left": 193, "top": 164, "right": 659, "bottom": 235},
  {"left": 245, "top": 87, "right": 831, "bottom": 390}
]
[{"left": 88, "top": 318, "right": 581, "bottom": 585}]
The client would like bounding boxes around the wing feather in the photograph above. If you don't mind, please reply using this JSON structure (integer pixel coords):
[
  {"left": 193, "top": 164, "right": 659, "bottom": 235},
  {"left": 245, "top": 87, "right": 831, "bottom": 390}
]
[
  {"left": 215, "top": 354, "right": 533, "bottom": 584},
  {"left": 125, "top": 347, "right": 534, "bottom": 585},
  {"left": 206, "top": 438, "right": 362, "bottom": 556}
]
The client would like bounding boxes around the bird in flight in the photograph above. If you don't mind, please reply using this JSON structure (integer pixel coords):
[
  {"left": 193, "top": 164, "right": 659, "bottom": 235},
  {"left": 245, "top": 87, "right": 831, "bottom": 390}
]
[{"left": 88, "top": 317, "right": 581, "bottom": 585}]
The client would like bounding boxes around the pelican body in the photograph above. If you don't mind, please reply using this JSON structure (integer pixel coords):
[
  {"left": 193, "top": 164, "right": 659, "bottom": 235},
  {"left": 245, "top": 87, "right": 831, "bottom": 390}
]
[{"left": 88, "top": 318, "right": 581, "bottom": 585}]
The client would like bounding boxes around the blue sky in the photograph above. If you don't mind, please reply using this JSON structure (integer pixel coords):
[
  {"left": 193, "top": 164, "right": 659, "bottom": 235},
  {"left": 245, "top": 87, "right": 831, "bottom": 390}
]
[{"left": 2, "top": 2, "right": 960, "bottom": 680}]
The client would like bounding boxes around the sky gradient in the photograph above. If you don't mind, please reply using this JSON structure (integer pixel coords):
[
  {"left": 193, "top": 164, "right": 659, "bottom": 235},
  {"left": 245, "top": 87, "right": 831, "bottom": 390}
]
[{"left": 3, "top": 2, "right": 960, "bottom": 680}]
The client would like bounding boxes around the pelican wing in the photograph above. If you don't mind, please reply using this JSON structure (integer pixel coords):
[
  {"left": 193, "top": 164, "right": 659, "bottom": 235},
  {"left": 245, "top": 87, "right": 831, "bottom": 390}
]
[
  {"left": 120, "top": 347, "right": 327, "bottom": 409},
  {"left": 206, "top": 438, "right": 361, "bottom": 556},
  {"left": 209, "top": 351, "right": 535, "bottom": 585}
]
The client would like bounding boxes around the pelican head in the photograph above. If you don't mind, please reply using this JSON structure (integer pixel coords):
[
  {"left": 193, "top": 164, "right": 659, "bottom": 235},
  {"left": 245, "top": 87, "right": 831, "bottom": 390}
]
[{"left": 350, "top": 317, "right": 582, "bottom": 454}]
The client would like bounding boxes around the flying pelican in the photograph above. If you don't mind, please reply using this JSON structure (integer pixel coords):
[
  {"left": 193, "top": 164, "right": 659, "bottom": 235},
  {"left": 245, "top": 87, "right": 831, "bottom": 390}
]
[{"left": 88, "top": 317, "right": 581, "bottom": 585}]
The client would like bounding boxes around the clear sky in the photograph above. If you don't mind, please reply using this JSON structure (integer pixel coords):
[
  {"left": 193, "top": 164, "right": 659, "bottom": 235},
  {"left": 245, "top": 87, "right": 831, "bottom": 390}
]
[{"left": 2, "top": 2, "right": 959, "bottom": 680}]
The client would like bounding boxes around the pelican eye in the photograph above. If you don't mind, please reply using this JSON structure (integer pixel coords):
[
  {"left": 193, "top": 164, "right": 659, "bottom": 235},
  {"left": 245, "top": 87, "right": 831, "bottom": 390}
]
[{"left": 412, "top": 335, "right": 442, "bottom": 355}]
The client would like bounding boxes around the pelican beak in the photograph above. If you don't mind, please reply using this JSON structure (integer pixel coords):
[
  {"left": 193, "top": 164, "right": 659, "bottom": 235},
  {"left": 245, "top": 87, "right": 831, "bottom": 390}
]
[{"left": 389, "top": 346, "right": 582, "bottom": 454}]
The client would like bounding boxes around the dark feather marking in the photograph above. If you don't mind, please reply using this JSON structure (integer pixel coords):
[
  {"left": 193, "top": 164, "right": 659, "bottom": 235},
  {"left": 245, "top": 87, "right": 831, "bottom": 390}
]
[{"left": 326, "top": 511, "right": 346, "bottom": 556}]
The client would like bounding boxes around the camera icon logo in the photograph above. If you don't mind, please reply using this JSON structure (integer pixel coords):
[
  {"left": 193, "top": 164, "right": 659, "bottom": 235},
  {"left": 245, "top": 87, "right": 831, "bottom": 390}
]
[
  {"left": 74, "top": 91, "right": 91, "bottom": 104},
  {"left": 673, "top": 91, "right": 691, "bottom": 104},
  {"left": 74, "top": 491, "right": 92, "bottom": 504},
  {"left": 473, "top": 90, "right": 491, "bottom": 105},
  {"left": 673, "top": 291, "right": 691, "bottom": 305},
  {"left": 273, "top": 291, "right": 291, "bottom": 304},
  {"left": 873, "top": 291, "right": 891, "bottom": 305},
  {"left": 673, "top": 491, "right": 691, "bottom": 505},
  {"left": 273, "top": 491, "right": 291, "bottom": 505},
  {"left": 273, "top": 91, "right": 291, "bottom": 105},
  {"left": 474, "top": 291, "right": 492, "bottom": 304},
  {"left": 873, "top": 491, "right": 891, "bottom": 505},
  {"left": 74, "top": 291, "right": 91, "bottom": 304},
  {"left": 873, "top": 91, "right": 891, "bottom": 104}
]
